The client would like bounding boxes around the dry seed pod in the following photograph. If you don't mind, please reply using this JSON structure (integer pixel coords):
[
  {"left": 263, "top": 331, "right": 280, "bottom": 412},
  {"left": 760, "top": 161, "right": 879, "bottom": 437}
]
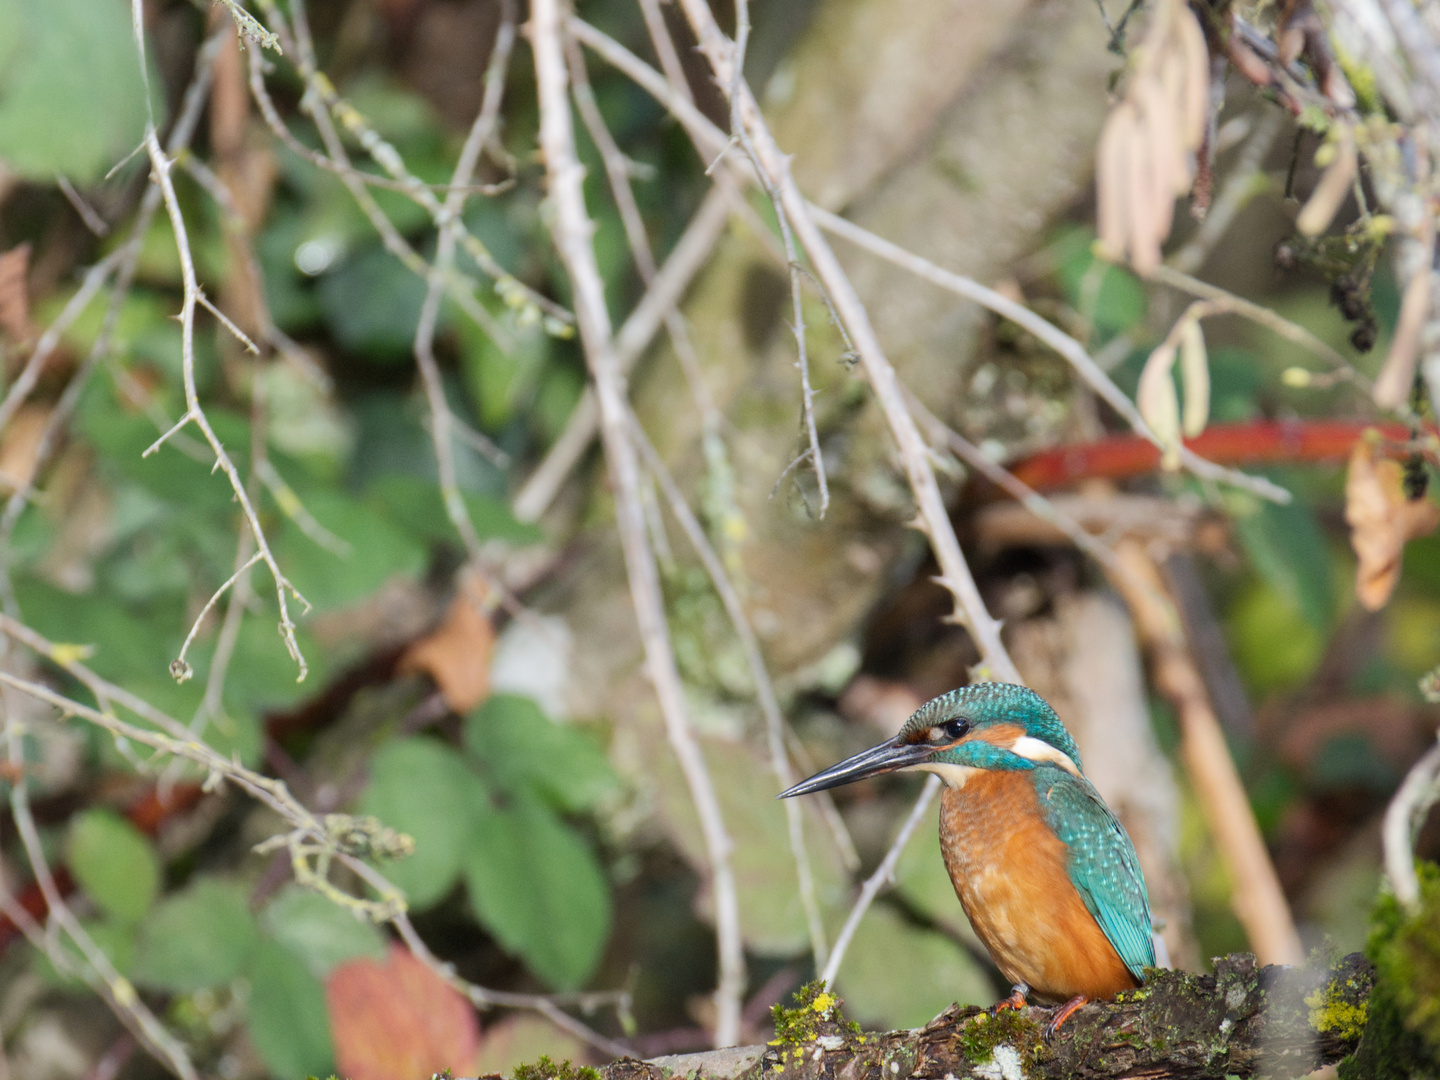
[
  {"left": 1092, "top": 0, "right": 1210, "bottom": 276},
  {"left": 1296, "top": 126, "right": 1357, "bottom": 236},
  {"left": 1373, "top": 265, "right": 1432, "bottom": 409},
  {"left": 1138, "top": 342, "right": 1182, "bottom": 470},
  {"left": 1179, "top": 317, "right": 1209, "bottom": 437},
  {"left": 1176, "top": 7, "right": 1209, "bottom": 150},
  {"left": 1096, "top": 102, "right": 1136, "bottom": 261}
]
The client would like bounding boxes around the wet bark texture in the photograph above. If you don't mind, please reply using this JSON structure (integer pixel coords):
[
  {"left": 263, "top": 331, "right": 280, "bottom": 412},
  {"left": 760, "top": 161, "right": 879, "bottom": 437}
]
[{"left": 601, "top": 954, "right": 1373, "bottom": 1080}]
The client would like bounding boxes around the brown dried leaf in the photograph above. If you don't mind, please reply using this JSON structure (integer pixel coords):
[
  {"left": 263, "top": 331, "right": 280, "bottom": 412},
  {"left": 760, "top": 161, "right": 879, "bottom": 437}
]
[
  {"left": 326, "top": 944, "right": 481, "bottom": 1080},
  {"left": 397, "top": 570, "right": 494, "bottom": 713},
  {"left": 1345, "top": 439, "right": 1440, "bottom": 610},
  {"left": 0, "top": 404, "right": 52, "bottom": 493},
  {"left": 0, "top": 244, "right": 34, "bottom": 343}
]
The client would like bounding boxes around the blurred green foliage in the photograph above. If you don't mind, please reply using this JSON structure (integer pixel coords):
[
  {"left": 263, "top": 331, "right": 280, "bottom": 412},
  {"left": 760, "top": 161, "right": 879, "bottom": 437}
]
[{"left": 0, "top": 0, "right": 156, "bottom": 182}]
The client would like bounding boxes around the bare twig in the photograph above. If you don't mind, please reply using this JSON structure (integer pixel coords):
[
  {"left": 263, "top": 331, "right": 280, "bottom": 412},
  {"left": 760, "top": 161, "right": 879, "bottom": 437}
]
[
  {"left": 665, "top": 0, "right": 1021, "bottom": 682},
  {"left": 820, "top": 775, "right": 941, "bottom": 987},
  {"left": 1383, "top": 735, "right": 1440, "bottom": 911},
  {"left": 809, "top": 206, "right": 1293, "bottom": 504},
  {"left": 414, "top": 0, "right": 518, "bottom": 567},
  {"left": 530, "top": 0, "right": 746, "bottom": 1045},
  {"left": 627, "top": 409, "right": 830, "bottom": 970},
  {"left": 1151, "top": 264, "right": 1382, "bottom": 401},
  {"left": 514, "top": 186, "right": 732, "bottom": 522},
  {"left": 1109, "top": 540, "right": 1304, "bottom": 965},
  {"left": 723, "top": 0, "right": 828, "bottom": 517}
]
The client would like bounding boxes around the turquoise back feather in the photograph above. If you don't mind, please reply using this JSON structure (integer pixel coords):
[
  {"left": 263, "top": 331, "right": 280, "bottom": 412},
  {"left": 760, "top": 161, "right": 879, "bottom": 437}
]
[{"left": 1033, "top": 766, "right": 1155, "bottom": 981}]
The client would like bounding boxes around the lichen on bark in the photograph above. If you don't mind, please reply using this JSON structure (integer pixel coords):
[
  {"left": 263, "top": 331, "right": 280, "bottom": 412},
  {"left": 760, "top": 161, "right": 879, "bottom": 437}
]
[{"left": 569, "top": 953, "right": 1374, "bottom": 1080}]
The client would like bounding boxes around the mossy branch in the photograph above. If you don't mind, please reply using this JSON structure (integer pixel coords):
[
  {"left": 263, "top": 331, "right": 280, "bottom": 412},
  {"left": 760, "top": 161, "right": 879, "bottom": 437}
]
[{"left": 585, "top": 954, "right": 1373, "bottom": 1080}]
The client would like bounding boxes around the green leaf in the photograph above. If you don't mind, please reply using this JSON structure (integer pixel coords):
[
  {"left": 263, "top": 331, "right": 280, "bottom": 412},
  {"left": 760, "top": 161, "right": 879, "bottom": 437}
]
[
  {"left": 274, "top": 487, "right": 427, "bottom": 612},
  {"left": 834, "top": 904, "right": 994, "bottom": 1029},
  {"left": 0, "top": 0, "right": 156, "bottom": 182},
  {"left": 1232, "top": 495, "right": 1334, "bottom": 630},
  {"left": 644, "top": 733, "right": 847, "bottom": 957},
  {"left": 1227, "top": 580, "right": 1325, "bottom": 695},
  {"left": 1050, "top": 225, "right": 1146, "bottom": 335},
  {"left": 365, "top": 475, "right": 542, "bottom": 546},
  {"left": 31, "top": 918, "right": 135, "bottom": 990},
  {"left": 357, "top": 738, "right": 486, "bottom": 910},
  {"left": 246, "top": 939, "right": 336, "bottom": 1080},
  {"left": 462, "top": 795, "right": 611, "bottom": 990},
  {"left": 261, "top": 885, "right": 387, "bottom": 978},
  {"left": 316, "top": 246, "right": 428, "bottom": 361},
  {"left": 131, "top": 878, "right": 259, "bottom": 991},
  {"left": 66, "top": 809, "right": 159, "bottom": 926},
  {"left": 463, "top": 695, "right": 617, "bottom": 813},
  {"left": 79, "top": 408, "right": 235, "bottom": 511}
]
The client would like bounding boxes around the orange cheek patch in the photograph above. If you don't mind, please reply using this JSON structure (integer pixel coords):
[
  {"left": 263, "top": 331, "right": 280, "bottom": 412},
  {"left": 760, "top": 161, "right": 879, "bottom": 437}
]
[{"left": 960, "top": 723, "right": 1027, "bottom": 749}]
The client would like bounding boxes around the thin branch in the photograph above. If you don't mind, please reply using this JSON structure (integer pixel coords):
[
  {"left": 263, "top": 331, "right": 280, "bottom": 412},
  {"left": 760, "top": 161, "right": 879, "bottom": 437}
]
[
  {"left": 720, "top": 0, "right": 828, "bottom": 517},
  {"left": 2, "top": 684, "right": 197, "bottom": 1079},
  {"left": 514, "top": 186, "right": 732, "bottom": 522},
  {"left": 413, "top": 0, "right": 518, "bottom": 567},
  {"left": 665, "top": 0, "right": 1023, "bottom": 682},
  {"left": 141, "top": 128, "right": 312, "bottom": 679},
  {"left": 808, "top": 206, "right": 1294, "bottom": 505},
  {"left": 0, "top": 619, "right": 634, "bottom": 1058},
  {"left": 1152, "top": 263, "right": 1391, "bottom": 405},
  {"left": 530, "top": 0, "right": 746, "bottom": 1045},
  {"left": 820, "top": 775, "right": 941, "bottom": 987},
  {"left": 1383, "top": 734, "right": 1440, "bottom": 910},
  {"left": 626, "top": 408, "right": 829, "bottom": 970}
]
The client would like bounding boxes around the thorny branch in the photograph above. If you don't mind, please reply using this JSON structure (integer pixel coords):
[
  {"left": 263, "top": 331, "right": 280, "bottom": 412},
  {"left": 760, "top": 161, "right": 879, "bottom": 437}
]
[
  {"left": 625, "top": 410, "right": 830, "bottom": 971},
  {"left": 0, "top": 615, "right": 633, "bottom": 1062},
  {"left": 529, "top": 0, "right": 746, "bottom": 1047}
]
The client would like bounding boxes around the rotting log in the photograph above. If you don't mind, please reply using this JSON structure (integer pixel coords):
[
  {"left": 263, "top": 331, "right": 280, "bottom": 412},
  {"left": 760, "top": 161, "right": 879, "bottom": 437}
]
[{"left": 598, "top": 954, "right": 1372, "bottom": 1080}]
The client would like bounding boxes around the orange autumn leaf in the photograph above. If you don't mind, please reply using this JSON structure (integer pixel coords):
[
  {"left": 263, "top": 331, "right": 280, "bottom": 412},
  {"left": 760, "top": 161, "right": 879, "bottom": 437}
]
[
  {"left": 1344, "top": 440, "right": 1440, "bottom": 610},
  {"left": 326, "top": 944, "right": 480, "bottom": 1080},
  {"left": 398, "top": 571, "right": 495, "bottom": 712}
]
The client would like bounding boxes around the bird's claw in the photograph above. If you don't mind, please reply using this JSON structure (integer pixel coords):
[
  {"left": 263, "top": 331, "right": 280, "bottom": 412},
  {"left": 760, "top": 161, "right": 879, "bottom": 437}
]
[
  {"left": 990, "top": 983, "right": 1029, "bottom": 1015},
  {"left": 1042, "top": 994, "right": 1088, "bottom": 1042}
]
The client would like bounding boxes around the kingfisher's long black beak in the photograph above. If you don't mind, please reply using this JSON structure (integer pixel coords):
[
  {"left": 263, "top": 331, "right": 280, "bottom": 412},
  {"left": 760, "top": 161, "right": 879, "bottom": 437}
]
[{"left": 778, "top": 735, "right": 932, "bottom": 798}]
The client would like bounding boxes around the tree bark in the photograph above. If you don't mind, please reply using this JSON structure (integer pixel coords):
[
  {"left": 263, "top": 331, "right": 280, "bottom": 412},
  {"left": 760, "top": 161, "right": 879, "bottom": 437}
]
[{"left": 596, "top": 954, "right": 1373, "bottom": 1080}]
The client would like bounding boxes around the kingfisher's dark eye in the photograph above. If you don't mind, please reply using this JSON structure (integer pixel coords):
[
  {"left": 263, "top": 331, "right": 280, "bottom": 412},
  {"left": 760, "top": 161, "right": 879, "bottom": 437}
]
[{"left": 927, "top": 718, "right": 969, "bottom": 743}]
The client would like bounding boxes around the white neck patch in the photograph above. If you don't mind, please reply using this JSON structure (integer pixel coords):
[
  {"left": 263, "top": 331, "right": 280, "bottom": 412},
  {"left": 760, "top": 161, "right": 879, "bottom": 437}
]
[
  {"left": 914, "top": 761, "right": 981, "bottom": 789},
  {"left": 1007, "top": 735, "right": 1082, "bottom": 777}
]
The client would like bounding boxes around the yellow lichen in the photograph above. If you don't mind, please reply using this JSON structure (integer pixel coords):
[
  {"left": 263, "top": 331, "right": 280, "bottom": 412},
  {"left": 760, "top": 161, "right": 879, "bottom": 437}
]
[{"left": 1306, "top": 984, "right": 1368, "bottom": 1041}]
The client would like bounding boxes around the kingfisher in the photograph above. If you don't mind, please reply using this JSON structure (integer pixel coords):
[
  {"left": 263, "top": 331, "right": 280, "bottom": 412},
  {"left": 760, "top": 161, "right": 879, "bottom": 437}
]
[{"left": 780, "top": 682, "right": 1154, "bottom": 1037}]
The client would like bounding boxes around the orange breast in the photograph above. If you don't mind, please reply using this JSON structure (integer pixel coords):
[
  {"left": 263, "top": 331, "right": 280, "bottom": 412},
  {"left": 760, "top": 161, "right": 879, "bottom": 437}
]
[{"left": 938, "top": 774, "right": 1138, "bottom": 1003}]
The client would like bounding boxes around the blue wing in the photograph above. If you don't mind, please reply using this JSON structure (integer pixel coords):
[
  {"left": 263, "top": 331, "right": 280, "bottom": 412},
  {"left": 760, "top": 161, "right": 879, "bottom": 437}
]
[{"left": 1033, "top": 767, "right": 1156, "bottom": 981}]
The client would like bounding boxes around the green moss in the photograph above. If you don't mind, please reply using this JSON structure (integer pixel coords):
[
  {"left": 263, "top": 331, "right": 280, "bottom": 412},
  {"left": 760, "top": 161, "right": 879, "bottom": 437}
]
[
  {"left": 513, "top": 1056, "right": 602, "bottom": 1080},
  {"left": 952, "top": 1009, "right": 1041, "bottom": 1065},
  {"left": 1342, "top": 862, "right": 1440, "bottom": 1078},
  {"left": 769, "top": 981, "right": 861, "bottom": 1045}
]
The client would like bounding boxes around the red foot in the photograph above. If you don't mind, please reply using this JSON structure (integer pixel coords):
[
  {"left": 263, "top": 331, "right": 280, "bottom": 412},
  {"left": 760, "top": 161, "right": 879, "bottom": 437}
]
[
  {"left": 1043, "top": 994, "right": 1088, "bottom": 1041},
  {"left": 990, "top": 983, "right": 1029, "bottom": 1014}
]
